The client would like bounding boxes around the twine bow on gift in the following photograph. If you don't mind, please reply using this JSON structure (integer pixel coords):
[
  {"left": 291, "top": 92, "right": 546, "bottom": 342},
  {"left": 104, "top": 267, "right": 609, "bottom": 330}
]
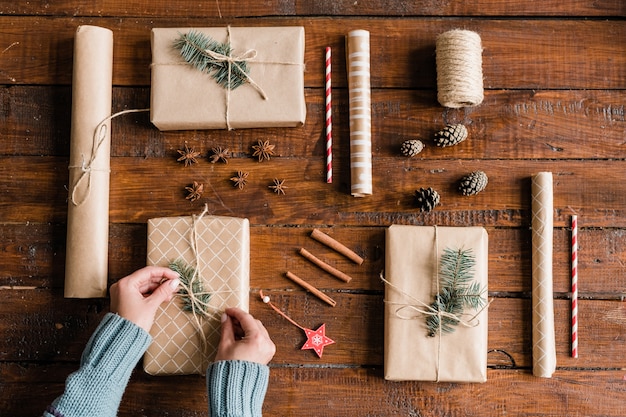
[
  {"left": 68, "top": 108, "right": 148, "bottom": 206},
  {"left": 380, "top": 273, "right": 485, "bottom": 329}
]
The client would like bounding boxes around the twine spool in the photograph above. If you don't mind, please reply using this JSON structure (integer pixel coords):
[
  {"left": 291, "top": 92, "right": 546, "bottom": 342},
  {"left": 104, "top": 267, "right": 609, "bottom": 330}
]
[{"left": 436, "top": 29, "right": 484, "bottom": 108}]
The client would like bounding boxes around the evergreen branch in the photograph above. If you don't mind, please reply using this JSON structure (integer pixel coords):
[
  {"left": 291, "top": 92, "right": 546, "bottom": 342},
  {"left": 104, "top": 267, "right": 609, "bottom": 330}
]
[
  {"left": 426, "top": 248, "right": 486, "bottom": 337},
  {"left": 173, "top": 30, "right": 250, "bottom": 90},
  {"left": 169, "top": 259, "right": 211, "bottom": 315}
]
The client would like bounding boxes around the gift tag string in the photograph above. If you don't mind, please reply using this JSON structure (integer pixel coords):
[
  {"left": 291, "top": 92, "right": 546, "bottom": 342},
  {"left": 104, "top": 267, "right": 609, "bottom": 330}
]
[{"left": 258, "top": 290, "right": 306, "bottom": 331}]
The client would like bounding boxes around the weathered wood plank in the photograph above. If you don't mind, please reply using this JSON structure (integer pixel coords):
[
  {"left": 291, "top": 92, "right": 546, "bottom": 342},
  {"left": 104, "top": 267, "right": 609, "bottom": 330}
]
[
  {"left": 2, "top": 364, "right": 626, "bottom": 417},
  {"left": 1, "top": 157, "right": 625, "bottom": 226},
  {"left": 2, "top": 4, "right": 625, "bottom": 417},
  {"left": 1, "top": 287, "right": 624, "bottom": 371},
  {"left": 2, "top": 87, "right": 625, "bottom": 160},
  {"left": 1, "top": 18, "right": 624, "bottom": 89},
  {"left": 3, "top": 224, "right": 626, "bottom": 298},
  {"left": 0, "top": 0, "right": 623, "bottom": 18}
]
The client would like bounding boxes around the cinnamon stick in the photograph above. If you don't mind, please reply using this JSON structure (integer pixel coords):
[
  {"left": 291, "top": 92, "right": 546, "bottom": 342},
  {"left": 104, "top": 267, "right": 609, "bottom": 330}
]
[
  {"left": 285, "top": 271, "right": 336, "bottom": 307},
  {"left": 310, "top": 229, "right": 364, "bottom": 265},
  {"left": 299, "top": 248, "right": 353, "bottom": 283}
]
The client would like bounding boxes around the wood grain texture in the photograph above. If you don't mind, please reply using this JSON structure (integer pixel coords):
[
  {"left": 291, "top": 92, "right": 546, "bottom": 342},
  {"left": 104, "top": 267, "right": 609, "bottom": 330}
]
[
  {"left": 2, "top": 157, "right": 626, "bottom": 226},
  {"left": 2, "top": 87, "right": 626, "bottom": 159},
  {"left": 2, "top": 364, "right": 626, "bottom": 416},
  {"left": 1, "top": 287, "right": 625, "bottom": 370},
  {"left": 2, "top": 224, "right": 626, "bottom": 297},
  {"left": 1, "top": 18, "right": 625, "bottom": 88},
  {"left": 1, "top": 2, "right": 626, "bottom": 416},
  {"left": 0, "top": 1, "right": 623, "bottom": 17}
]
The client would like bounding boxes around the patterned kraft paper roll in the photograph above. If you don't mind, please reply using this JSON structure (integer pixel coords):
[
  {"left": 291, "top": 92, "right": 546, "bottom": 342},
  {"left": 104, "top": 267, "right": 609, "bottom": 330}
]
[
  {"left": 346, "top": 30, "right": 372, "bottom": 197},
  {"left": 531, "top": 172, "right": 557, "bottom": 377},
  {"left": 64, "top": 26, "right": 113, "bottom": 298}
]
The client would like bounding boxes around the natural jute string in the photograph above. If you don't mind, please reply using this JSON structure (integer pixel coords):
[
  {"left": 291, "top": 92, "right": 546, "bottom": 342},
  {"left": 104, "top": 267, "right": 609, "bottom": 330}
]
[
  {"left": 68, "top": 108, "right": 149, "bottom": 206},
  {"left": 436, "top": 29, "right": 484, "bottom": 108},
  {"left": 180, "top": 204, "right": 239, "bottom": 357}
]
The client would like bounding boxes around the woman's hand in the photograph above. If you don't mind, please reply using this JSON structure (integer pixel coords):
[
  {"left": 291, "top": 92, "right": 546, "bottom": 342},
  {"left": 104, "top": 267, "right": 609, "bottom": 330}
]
[
  {"left": 109, "top": 266, "right": 180, "bottom": 333},
  {"left": 215, "top": 307, "right": 276, "bottom": 365}
]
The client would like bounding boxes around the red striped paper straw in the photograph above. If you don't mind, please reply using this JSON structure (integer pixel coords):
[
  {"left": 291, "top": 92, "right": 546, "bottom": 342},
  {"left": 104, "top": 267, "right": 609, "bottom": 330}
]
[
  {"left": 325, "top": 46, "right": 333, "bottom": 183},
  {"left": 571, "top": 214, "right": 578, "bottom": 358}
]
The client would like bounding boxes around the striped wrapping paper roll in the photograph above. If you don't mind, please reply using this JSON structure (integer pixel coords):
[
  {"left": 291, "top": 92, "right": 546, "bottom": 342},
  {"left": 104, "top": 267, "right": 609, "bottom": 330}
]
[{"left": 346, "top": 30, "right": 372, "bottom": 197}]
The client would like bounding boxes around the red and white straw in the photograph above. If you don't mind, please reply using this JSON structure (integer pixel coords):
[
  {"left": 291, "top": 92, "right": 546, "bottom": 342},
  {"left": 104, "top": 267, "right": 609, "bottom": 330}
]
[
  {"left": 571, "top": 214, "right": 578, "bottom": 358},
  {"left": 325, "top": 46, "right": 333, "bottom": 183}
]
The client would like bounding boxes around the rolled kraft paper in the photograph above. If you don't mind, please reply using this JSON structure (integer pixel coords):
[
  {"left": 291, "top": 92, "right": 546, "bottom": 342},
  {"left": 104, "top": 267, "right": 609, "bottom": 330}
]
[
  {"left": 64, "top": 25, "right": 113, "bottom": 298},
  {"left": 346, "top": 30, "right": 372, "bottom": 197},
  {"left": 531, "top": 172, "right": 557, "bottom": 377},
  {"left": 436, "top": 29, "right": 484, "bottom": 108}
]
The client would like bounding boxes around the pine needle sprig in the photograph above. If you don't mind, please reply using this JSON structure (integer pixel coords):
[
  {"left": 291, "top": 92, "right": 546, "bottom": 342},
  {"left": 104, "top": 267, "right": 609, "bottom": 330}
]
[
  {"left": 173, "top": 30, "right": 250, "bottom": 90},
  {"left": 426, "top": 248, "right": 486, "bottom": 337},
  {"left": 169, "top": 259, "right": 211, "bottom": 315}
]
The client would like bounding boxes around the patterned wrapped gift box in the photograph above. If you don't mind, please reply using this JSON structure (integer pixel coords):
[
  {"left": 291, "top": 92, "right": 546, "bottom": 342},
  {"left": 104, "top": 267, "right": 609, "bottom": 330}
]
[{"left": 143, "top": 214, "right": 250, "bottom": 375}]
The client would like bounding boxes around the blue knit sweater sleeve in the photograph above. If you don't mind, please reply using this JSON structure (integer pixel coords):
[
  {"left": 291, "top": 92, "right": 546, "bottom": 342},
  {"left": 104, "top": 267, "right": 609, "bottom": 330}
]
[
  {"left": 43, "top": 313, "right": 151, "bottom": 417},
  {"left": 206, "top": 360, "right": 270, "bottom": 417}
]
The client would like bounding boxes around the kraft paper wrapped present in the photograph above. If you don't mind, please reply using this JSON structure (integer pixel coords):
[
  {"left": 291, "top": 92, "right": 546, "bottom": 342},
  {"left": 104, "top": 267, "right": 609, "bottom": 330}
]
[
  {"left": 150, "top": 26, "right": 306, "bottom": 130},
  {"left": 143, "top": 213, "right": 250, "bottom": 375},
  {"left": 384, "top": 225, "right": 489, "bottom": 382}
]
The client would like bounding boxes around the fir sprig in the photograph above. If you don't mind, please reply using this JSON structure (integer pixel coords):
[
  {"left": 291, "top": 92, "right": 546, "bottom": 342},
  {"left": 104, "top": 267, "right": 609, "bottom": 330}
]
[
  {"left": 426, "top": 248, "right": 486, "bottom": 337},
  {"left": 169, "top": 259, "right": 211, "bottom": 315},
  {"left": 173, "top": 30, "right": 250, "bottom": 90}
]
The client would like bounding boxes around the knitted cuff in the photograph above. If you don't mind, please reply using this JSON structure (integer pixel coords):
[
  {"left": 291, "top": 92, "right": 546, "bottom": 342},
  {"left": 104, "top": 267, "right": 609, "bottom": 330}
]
[
  {"left": 207, "top": 360, "right": 270, "bottom": 417},
  {"left": 80, "top": 313, "right": 151, "bottom": 381},
  {"left": 49, "top": 313, "right": 151, "bottom": 417}
]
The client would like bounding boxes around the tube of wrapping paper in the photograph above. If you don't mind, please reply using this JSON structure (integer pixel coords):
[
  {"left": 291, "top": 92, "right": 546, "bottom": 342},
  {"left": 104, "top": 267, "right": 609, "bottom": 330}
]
[
  {"left": 346, "top": 30, "right": 372, "bottom": 197},
  {"left": 64, "top": 26, "right": 113, "bottom": 298},
  {"left": 531, "top": 172, "right": 557, "bottom": 377}
]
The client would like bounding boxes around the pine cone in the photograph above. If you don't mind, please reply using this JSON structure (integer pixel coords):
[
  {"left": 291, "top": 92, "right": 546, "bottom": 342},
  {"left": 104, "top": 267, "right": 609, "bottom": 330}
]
[
  {"left": 458, "top": 171, "right": 488, "bottom": 196},
  {"left": 433, "top": 124, "right": 468, "bottom": 147},
  {"left": 414, "top": 187, "right": 441, "bottom": 212},
  {"left": 400, "top": 139, "right": 424, "bottom": 157}
]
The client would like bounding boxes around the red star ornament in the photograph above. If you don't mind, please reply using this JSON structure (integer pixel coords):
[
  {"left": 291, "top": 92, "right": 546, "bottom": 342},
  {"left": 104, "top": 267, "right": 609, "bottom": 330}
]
[{"left": 301, "top": 323, "right": 335, "bottom": 358}]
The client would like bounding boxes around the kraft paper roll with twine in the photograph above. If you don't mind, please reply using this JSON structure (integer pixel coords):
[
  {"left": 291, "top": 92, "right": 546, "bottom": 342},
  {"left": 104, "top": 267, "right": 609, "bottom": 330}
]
[
  {"left": 65, "top": 25, "right": 113, "bottom": 298},
  {"left": 531, "top": 172, "right": 557, "bottom": 377},
  {"left": 436, "top": 29, "right": 484, "bottom": 108},
  {"left": 346, "top": 30, "right": 372, "bottom": 197}
]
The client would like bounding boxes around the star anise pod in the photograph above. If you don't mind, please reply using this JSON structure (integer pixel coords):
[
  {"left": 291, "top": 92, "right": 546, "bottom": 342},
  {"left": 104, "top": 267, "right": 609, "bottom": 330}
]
[
  {"left": 176, "top": 144, "right": 201, "bottom": 167},
  {"left": 185, "top": 181, "right": 204, "bottom": 202},
  {"left": 230, "top": 171, "right": 249, "bottom": 190},
  {"left": 252, "top": 139, "right": 275, "bottom": 162},
  {"left": 269, "top": 178, "right": 287, "bottom": 195},
  {"left": 209, "top": 146, "right": 230, "bottom": 164}
]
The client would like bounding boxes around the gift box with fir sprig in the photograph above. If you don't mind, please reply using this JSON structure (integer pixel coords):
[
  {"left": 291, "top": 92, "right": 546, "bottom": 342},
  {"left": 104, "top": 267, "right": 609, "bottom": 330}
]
[
  {"left": 150, "top": 26, "right": 306, "bottom": 130},
  {"left": 383, "top": 225, "right": 489, "bottom": 382}
]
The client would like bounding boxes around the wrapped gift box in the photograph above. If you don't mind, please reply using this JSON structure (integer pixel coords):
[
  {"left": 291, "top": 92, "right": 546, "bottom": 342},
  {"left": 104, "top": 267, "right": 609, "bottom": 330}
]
[
  {"left": 384, "top": 225, "right": 489, "bottom": 382},
  {"left": 143, "top": 214, "right": 250, "bottom": 375},
  {"left": 150, "top": 26, "right": 306, "bottom": 130}
]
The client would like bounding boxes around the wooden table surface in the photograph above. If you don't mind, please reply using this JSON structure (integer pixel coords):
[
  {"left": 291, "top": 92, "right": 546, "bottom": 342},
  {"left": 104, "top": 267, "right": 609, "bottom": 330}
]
[{"left": 1, "top": 1, "right": 625, "bottom": 416}]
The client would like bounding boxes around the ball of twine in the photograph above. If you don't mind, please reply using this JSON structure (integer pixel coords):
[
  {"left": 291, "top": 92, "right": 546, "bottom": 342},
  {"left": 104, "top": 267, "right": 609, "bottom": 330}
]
[{"left": 436, "top": 29, "right": 484, "bottom": 108}]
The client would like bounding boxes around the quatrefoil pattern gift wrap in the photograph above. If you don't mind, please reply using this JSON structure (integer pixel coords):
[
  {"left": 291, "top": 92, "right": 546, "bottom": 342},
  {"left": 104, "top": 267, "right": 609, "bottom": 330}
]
[
  {"left": 150, "top": 26, "right": 306, "bottom": 130},
  {"left": 143, "top": 215, "right": 250, "bottom": 375},
  {"left": 384, "top": 225, "right": 489, "bottom": 382}
]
